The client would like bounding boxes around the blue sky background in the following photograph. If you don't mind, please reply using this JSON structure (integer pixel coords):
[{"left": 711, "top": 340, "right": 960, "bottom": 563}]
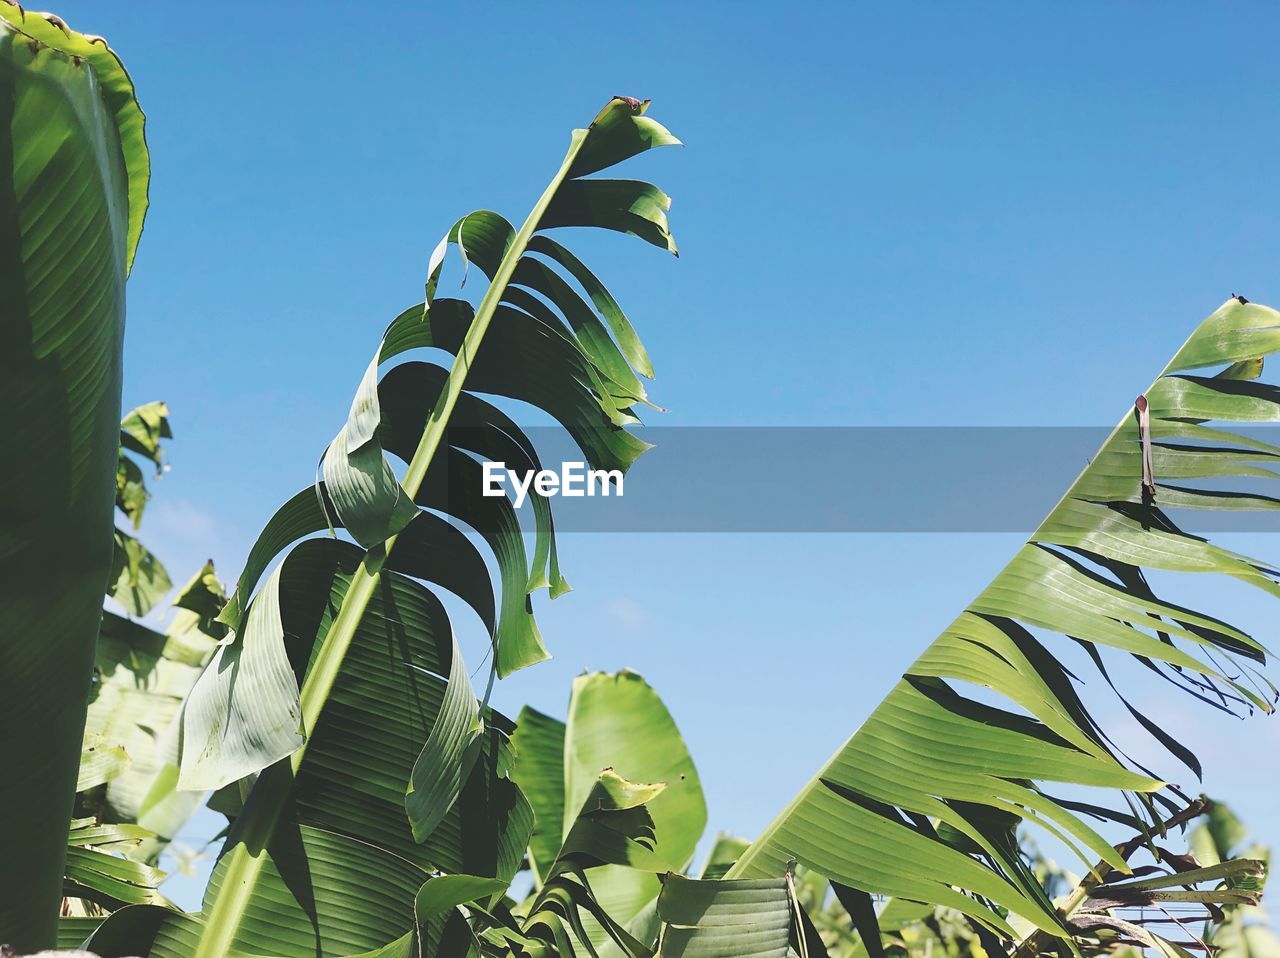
[{"left": 55, "top": 1, "right": 1280, "bottom": 912}]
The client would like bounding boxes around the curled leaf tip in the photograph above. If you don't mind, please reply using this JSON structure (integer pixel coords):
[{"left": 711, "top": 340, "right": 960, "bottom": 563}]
[{"left": 591, "top": 95, "right": 650, "bottom": 126}]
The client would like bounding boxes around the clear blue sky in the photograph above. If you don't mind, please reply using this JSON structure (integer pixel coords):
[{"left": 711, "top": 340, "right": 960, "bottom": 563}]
[{"left": 58, "top": 1, "right": 1280, "bottom": 909}]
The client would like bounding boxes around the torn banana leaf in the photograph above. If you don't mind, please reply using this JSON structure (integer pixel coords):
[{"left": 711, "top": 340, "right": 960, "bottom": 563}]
[
  {"left": 728, "top": 298, "right": 1280, "bottom": 947},
  {"left": 117, "top": 96, "right": 680, "bottom": 958}
]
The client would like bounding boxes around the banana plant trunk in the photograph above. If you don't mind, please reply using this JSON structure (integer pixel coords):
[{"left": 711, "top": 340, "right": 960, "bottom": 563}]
[{"left": 0, "top": 11, "right": 148, "bottom": 950}]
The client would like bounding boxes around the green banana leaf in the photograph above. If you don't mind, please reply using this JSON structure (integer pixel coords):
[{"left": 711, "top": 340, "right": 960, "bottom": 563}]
[
  {"left": 60, "top": 403, "right": 219, "bottom": 925},
  {"left": 727, "top": 297, "right": 1280, "bottom": 948},
  {"left": 698, "top": 810, "right": 1270, "bottom": 958},
  {"left": 108, "top": 401, "right": 174, "bottom": 616},
  {"left": 1190, "top": 803, "right": 1280, "bottom": 958},
  {"left": 108, "top": 528, "right": 172, "bottom": 617},
  {"left": 64, "top": 820, "right": 167, "bottom": 911},
  {"left": 414, "top": 873, "right": 509, "bottom": 955},
  {"left": 484, "top": 770, "right": 672, "bottom": 958},
  {"left": 64, "top": 402, "right": 226, "bottom": 888},
  {"left": 0, "top": 7, "right": 148, "bottom": 949},
  {"left": 511, "top": 671, "right": 707, "bottom": 950},
  {"left": 88, "top": 536, "right": 532, "bottom": 956},
  {"left": 116, "top": 401, "right": 171, "bottom": 529},
  {"left": 84, "top": 564, "right": 226, "bottom": 863},
  {"left": 655, "top": 874, "right": 793, "bottom": 958},
  {"left": 90, "top": 96, "right": 679, "bottom": 957},
  {"left": 700, "top": 834, "right": 752, "bottom": 882}
]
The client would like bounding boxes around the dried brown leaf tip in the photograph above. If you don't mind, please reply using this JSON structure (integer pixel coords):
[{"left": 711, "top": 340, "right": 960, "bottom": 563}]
[
  {"left": 1234, "top": 293, "right": 1250, "bottom": 304},
  {"left": 613, "top": 95, "right": 648, "bottom": 113},
  {"left": 43, "top": 12, "right": 69, "bottom": 34}
]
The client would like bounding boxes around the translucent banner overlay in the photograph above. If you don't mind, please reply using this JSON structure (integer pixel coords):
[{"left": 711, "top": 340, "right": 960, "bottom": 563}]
[{"left": 431, "top": 426, "right": 1280, "bottom": 533}]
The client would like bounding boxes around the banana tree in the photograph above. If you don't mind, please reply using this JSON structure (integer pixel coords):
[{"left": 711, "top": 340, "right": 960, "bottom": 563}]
[
  {"left": 396, "top": 671, "right": 703, "bottom": 958},
  {"left": 85, "top": 563, "right": 227, "bottom": 865},
  {"left": 511, "top": 671, "right": 707, "bottom": 952},
  {"left": 484, "top": 769, "right": 675, "bottom": 957},
  {"left": 1190, "top": 802, "right": 1278, "bottom": 958},
  {"left": 87, "top": 402, "right": 227, "bottom": 866},
  {"left": 262, "top": 668, "right": 1264, "bottom": 958},
  {"left": 718, "top": 297, "right": 1280, "bottom": 952},
  {"left": 0, "top": 7, "right": 149, "bottom": 949},
  {"left": 60, "top": 400, "right": 226, "bottom": 920},
  {"left": 83, "top": 95, "right": 680, "bottom": 957}
]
